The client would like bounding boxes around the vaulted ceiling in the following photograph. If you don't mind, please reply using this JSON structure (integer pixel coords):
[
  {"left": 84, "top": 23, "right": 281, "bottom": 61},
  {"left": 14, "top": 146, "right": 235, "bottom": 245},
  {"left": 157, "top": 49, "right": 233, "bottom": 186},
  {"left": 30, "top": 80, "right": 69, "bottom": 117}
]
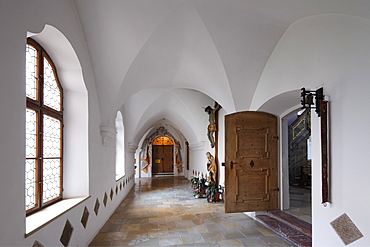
[{"left": 73, "top": 0, "right": 370, "bottom": 145}]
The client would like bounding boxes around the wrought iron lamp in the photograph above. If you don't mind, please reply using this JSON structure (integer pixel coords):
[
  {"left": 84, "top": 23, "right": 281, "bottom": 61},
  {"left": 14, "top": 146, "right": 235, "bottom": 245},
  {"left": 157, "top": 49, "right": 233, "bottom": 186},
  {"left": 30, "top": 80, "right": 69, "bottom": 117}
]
[{"left": 300, "top": 87, "right": 324, "bottom": 117}]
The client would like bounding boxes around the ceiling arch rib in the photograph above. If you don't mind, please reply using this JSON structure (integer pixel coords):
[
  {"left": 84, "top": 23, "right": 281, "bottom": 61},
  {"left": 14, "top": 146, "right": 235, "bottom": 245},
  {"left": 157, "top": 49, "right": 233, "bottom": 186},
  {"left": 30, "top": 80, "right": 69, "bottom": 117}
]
[{"left": 113, "top": 0, "right": 234, "bottom": 126}]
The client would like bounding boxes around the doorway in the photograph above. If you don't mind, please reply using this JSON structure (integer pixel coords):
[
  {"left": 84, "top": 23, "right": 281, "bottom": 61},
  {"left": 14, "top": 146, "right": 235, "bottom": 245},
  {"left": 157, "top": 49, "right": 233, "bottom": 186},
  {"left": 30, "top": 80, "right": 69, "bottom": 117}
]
[
  {"left": 152, "top": 136, "right": 174, "bottom": 175},
  {"left": 284, "top": 109, "right": 312, "bottom": 223}
]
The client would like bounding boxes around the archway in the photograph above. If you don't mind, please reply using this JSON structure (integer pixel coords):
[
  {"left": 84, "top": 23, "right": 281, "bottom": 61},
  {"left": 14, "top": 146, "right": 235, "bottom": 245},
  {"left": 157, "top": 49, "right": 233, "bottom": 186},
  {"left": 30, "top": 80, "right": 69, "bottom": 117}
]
[
  {"left": 257, "top": 89, "right": 312, "bottom": 223},
  {"left": 139, "top": 126, "right": 183, "bottom": 177}
]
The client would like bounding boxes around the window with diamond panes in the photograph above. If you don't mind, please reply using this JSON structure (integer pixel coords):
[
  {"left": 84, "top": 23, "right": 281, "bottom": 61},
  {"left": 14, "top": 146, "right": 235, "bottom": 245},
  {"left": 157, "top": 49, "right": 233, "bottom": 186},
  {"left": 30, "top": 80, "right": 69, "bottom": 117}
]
[{"left": 25, "top": 38, "right": 63, "bottom": 215}]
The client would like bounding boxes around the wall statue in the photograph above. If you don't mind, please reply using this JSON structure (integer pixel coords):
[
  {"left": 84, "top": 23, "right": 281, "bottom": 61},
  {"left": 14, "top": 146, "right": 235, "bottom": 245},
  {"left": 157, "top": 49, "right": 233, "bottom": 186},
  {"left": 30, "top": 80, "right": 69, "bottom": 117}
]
[{"left": 204, "top": 101, "right": 221, "bottom": 148}]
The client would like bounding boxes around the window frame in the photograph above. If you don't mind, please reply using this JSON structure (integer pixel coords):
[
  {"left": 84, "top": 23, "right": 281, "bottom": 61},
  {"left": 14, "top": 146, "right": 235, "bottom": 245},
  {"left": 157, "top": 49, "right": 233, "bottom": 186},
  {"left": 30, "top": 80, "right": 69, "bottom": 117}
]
[{"left": 26, "top": 38, "right": 63, "bottom": 216}]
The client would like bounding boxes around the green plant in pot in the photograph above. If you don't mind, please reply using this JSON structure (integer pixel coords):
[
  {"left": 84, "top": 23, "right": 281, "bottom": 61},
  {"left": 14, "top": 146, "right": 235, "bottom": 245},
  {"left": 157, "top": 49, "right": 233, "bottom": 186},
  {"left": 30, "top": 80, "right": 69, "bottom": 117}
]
[
  {"left": 206, "top": 182, "right": 224, "bottom": 203},
  {"left": 190, "top": 177, "right": 199, "bottom": 190},
  {"left": 198, "top": 177, "right": 207, "bottom": 197},
  {"left": 193, "top": 188, "right": 201, "bottom": 198}
]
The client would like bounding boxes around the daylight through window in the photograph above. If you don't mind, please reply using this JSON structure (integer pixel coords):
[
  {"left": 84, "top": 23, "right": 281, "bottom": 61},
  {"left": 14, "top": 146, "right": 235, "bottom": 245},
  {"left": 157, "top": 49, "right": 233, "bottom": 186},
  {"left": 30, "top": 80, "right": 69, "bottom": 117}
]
[{"left": 25, "top": 38, "right": 63, "bottom": 215}]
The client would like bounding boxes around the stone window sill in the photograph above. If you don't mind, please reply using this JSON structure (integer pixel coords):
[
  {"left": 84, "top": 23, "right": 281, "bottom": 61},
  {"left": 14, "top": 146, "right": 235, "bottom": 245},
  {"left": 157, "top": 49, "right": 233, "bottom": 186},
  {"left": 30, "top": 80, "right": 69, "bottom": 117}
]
[{"left": 25, "top": 196, "right": 90, "bottom": 237}]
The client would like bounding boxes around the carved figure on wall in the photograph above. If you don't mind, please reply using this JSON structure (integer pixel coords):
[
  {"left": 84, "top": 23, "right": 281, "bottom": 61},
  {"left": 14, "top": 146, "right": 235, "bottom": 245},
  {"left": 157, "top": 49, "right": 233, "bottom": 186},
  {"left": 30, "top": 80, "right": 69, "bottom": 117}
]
[
  {"left": 204, "top": 102, "right": 221, "bottom": 148},
  {"left": 206, "top": 152, "right": 217, "bottom": 183}
]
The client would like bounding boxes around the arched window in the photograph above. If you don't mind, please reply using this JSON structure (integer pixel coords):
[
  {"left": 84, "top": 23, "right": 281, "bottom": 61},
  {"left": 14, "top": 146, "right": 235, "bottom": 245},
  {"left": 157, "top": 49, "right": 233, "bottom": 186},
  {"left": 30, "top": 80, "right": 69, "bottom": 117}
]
[
  {"left": 25, "top": 38, "right": 63, "bottom": 215},
  {"left": 115, "top": 111, "right": 125, "bottom": 179}
]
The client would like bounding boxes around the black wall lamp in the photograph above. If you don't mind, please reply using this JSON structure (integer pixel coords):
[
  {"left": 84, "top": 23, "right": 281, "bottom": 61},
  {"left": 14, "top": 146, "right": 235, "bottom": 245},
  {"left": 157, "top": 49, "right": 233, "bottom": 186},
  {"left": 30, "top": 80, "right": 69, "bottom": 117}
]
[{"left": 301, "top": 87, "right": 324, "bottom": 117}]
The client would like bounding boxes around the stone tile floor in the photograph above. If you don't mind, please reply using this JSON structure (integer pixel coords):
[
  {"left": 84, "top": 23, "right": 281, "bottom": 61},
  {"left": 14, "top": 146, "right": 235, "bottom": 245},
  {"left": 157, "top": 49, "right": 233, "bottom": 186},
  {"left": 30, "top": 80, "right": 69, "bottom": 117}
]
[{"left": 89, "top": 176, "right": 293, "bottom": 246}]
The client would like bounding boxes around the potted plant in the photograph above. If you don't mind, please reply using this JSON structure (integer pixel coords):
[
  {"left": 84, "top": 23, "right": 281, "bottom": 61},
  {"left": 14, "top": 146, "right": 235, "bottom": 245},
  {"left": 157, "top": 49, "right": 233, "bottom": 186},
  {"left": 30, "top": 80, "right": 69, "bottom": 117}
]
[
  {"left": 206, "top": 182, "right": 224, "bottom": 203},
  {"left": 193, "top": 188, "right": 201, "bottom": 198},
  {"left": 190, "top": 177, "right": 199, "bottom": 190},
  {"left": 198, "top": 177, "right": 207, "bottom": 197}
]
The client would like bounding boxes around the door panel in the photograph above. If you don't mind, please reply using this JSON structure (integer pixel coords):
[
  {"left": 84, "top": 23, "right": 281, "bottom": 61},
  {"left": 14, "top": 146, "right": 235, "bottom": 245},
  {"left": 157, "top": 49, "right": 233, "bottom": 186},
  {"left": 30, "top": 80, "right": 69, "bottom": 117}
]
[
  {"left": 163, "top": 146, "right": 173, "bottom": 172},
  {"left": 152, "top": 146, "right": 163, "bottom": 173},
  {"left": 225, "top": 111, "right": 278, "bottom": 213}
]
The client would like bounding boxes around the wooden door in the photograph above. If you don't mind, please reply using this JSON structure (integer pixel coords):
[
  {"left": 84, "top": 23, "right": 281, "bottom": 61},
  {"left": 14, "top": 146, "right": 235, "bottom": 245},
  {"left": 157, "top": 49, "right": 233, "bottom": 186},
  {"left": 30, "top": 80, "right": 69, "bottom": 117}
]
[
  {"left": 225, "top": 111, "right": 278, "bottom": 213},
  {"left": 152, "top": 145, "right": 174, "bottom": 173}
]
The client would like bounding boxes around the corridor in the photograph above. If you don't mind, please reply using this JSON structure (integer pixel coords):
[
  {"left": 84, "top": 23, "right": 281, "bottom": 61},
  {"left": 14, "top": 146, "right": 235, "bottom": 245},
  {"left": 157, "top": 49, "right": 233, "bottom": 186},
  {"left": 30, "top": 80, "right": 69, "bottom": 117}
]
[{"left": 89, "top": 176, "right": 292, "bottom": 246}]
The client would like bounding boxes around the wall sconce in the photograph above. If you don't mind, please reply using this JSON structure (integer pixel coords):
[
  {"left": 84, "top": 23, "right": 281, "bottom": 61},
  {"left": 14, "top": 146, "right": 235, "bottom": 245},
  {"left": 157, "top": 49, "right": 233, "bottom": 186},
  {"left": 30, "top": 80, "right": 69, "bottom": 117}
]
[{"left": 301, "top": 87, "right": 324, "bottom": 117}]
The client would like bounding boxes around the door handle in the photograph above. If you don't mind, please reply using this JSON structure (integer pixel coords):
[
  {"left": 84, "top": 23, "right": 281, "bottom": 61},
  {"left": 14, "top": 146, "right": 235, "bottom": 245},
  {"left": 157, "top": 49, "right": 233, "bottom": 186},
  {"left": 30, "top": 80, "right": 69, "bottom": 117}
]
[{"left": 230, "top": 161, "right": 237, "bottom": 169}]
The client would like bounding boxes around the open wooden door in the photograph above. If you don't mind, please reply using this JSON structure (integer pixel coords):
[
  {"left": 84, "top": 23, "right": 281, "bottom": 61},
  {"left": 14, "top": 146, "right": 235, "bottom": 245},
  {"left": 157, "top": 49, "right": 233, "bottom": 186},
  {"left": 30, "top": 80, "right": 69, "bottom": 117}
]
[{"left": 225, "top": 111, "right": 278, "bottom": 213}]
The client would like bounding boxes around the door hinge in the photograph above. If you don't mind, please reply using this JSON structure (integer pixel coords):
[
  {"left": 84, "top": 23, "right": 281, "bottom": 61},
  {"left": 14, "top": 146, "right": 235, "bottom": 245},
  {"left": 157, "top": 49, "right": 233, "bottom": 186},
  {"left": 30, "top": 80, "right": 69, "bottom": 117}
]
[
  {"left": 273, "top": 136, "right": 279, "bottom": 140},
  {"left": 273, "top": 187, "right": 280, "bottom": 192}
]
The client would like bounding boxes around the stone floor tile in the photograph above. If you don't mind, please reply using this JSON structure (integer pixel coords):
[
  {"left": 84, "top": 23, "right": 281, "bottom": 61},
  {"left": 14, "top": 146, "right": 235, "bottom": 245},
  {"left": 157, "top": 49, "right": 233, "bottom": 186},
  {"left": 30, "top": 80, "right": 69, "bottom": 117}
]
[
  {"left": 194, "top": 242, "right": 219, "bottom": 247},
  {"left": 89, "top": 240, "right": 113, "bottom": 246},
  {"left": 196, "top": 213, "right": 213, "bottom": 218},
  {"left": 187, "top": 225, "right": 209, "bottom": 234},
  {"left": 148, "top": 228, "right": 169, "bottom": 238},
  {"left": 239, "top": 227, "right": 264, "bottom": 238},
  {"left": 168, "top": 227, "right": 190, "bottom": 236},
  {"left": 148, "top": 217, "right": 167, "bottom": 223},
  {"left": 201, "top": 231, "right": 226, "bottom": 241},
  {"left": 157, "top": 211, "right": 173, "bottom": 217},
  {"left": 176, "top": 219, "right": 196, "bottom": 227},
  {"left": 158, "top": 221, "right": 176, "bottom": 228},
  {"left": 104, "top": 231, "right": 128, "bottom": 241},
  {"left": 91, "top": 232, "right": 107, "bottom": 242},
  {"left": 125, "top": 230, "right": 149, "bottom": 240},
  {"left": 99, "top": 224, "right": 122, "bottom": 233},
  {"left": 158, "top": 236, "right": 182, "bottom": 246},
  {"left": 140, "top": 222, "right": 159, "bottom": 230},
  {"left": 165, "top": 215, "right": 183, "bottom": 222},
  {"left": 259, "top": 236, "right": 294, "bottom": 246},
  {"left": 257, "top": 227, "right": 277, "bottom": 236},
  {"left": 204, "top": 222, "right": 227, "bottom": 232},
  {"left": 222, "top": 222, "right": 244, "bottom": 230},
  {"left": 112, "top": 239, "right": 137, "bottom": 246},
  {"left": 182, "top": 214, "right": 198, "bottom": 220},
  {"left": 238, "top": 237, "right": 268, "bottom": 247},
  {"left": 192, "top": 218, "right": 207, "bottom": 225},
  {"left": 134, "top": 238, "right": 160, "bottom": 246},
  {"left": 181, "top": 233, "right": 204, "bottom": 244},
  {"left": 217, "top": 239, "right": 244, "bottom": 247},
  {"left": 221, "top": 229, "right": 246, "bottom": 239},
  {"left": 120, "top": 223, "right": 140, "bottom": 231}
]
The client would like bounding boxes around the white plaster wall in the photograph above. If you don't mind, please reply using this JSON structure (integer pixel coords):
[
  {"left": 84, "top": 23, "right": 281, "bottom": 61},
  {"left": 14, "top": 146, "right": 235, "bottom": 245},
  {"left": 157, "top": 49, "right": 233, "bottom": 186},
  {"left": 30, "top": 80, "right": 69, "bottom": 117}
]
[
  {"left": 253, "top": 14, "right": 370, "bottom": 246},
  {"left": 217, "top": 109, "right": 226, "bottom": 187},
  {"left": 0, "top": 1, "right": 135, "bottom": 246}
]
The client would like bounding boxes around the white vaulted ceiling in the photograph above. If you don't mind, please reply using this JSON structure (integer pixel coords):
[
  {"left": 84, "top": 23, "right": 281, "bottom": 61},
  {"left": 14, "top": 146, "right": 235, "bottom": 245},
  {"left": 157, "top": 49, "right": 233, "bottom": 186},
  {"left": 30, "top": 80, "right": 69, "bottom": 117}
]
[{"left": 73, "top": 0, "right": 370, "bottom": 145}]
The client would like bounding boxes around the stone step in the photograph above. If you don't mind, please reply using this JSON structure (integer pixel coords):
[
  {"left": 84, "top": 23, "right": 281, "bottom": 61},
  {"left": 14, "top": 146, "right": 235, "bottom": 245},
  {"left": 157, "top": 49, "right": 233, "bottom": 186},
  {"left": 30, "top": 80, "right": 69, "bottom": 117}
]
[
  {"left": 267, "top": 210, "right": 312, "bottom": 237},
  {"left": 255, "top": 214, "right": 312, "bottom": 247}
]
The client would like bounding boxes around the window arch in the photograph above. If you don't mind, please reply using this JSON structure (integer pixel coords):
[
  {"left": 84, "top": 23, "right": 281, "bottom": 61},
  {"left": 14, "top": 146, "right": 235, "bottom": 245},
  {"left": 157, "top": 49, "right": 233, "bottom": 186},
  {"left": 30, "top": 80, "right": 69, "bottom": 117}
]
[{"left": 25, "top": 38, "right": 63, "bottom": 214}]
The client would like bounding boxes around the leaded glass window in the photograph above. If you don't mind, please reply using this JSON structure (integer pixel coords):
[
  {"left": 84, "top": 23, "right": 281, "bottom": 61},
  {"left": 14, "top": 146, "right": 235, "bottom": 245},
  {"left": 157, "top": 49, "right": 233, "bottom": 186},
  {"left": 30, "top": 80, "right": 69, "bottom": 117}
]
[{"left": 25, "top": 38, "right": 63, "bottom": 215}]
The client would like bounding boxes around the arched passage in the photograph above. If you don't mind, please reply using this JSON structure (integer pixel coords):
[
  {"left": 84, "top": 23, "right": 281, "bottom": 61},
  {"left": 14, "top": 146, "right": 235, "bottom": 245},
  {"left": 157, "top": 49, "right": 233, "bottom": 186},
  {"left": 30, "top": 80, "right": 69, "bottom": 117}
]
[{"left": 139, "top": 126, "right": 184, "bottom": 178}]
